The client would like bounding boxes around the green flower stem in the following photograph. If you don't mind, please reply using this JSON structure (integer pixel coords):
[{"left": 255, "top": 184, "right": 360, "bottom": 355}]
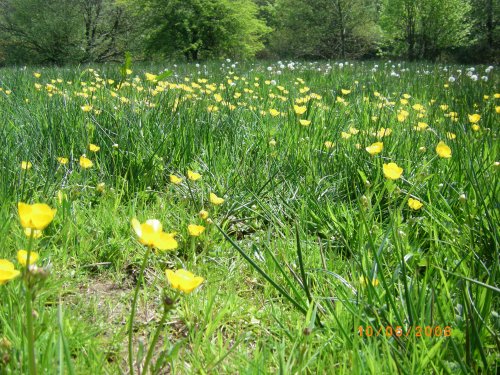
[
  {"left": 128, "top": 245, "right": 152, "bottom": 375},
  {"left": 25, "top": 230, "right": 37, "bottom": 375},
  {"left": 141, "top": 296, "right": 177, "bottom": 374}
]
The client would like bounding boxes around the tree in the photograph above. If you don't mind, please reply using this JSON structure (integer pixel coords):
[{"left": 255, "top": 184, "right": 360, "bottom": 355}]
[
  {"left": 270, "top": 0, "right": 381, "bottom": 59},
  {"left": 0, "top": 0, "right": 133, "bottom": 65},
  {"left": 122, "top": 0, "right": 270, "bottom": 60},
  {"left": 0, "top": 0, "right": 83, "bottom": 64},
  {"left": 380, "top": 0, "right": 472, "bottom": 60}
]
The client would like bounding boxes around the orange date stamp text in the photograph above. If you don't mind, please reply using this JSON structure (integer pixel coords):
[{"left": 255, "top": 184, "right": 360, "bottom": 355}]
[{"left": 357, "top": 325, "right": 452, "bottom": 338}]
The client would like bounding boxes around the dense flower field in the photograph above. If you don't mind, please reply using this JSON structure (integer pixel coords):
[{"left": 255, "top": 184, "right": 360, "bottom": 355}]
[{"left": 0, "top": 60, "right": 498, "bottom": 373}]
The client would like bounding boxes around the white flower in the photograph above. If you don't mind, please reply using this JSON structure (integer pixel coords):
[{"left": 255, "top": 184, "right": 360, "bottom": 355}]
[
  {"left": 470, "top": 75, "right": 478, "bottom": 81},
  {"left": 448, "top": 76, "right": 456, "bottom": 83},
  {"left": 481, "top": 76, "right": 488, "bottom": 81}
]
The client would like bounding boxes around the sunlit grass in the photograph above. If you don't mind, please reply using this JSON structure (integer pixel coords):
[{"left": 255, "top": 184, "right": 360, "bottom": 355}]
[{"left": 0, "top": 61, "right": 498, "bottom": 373}]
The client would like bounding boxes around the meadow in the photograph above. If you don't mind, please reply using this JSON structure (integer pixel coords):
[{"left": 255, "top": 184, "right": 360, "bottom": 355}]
[{"left": 0, "top": 60, "right": 498, "bottom": 374}]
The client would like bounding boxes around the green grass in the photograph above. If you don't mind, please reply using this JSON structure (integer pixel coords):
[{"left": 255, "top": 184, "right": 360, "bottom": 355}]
[{"left": 0, "top": 61, "right": 498, "bottom": 374}]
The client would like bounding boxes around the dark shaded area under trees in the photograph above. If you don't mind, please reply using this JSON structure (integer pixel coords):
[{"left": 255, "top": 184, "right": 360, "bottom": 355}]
[{"left": 0, "top": 0, "right": 498, "bottom": 65}]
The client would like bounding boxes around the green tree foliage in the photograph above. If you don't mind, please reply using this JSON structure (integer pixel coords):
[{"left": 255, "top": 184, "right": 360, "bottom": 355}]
[
  {"left": 0, "top": 0, "right": 132, "bottom": 65},
  {"left": 380, "top": 0, "right": 472, "bottom": 60},
  {"left": 123, "top": 0, "right": 270, "bottom": 60},
  {"left": 269, "top": 0, "right": 381, "bottom": 59},
  {"left": 0, "top": 0, "right": 83, "bottom": 64},
  {"left": 466, "top": 0, "right": 499, "bottom": 61}
]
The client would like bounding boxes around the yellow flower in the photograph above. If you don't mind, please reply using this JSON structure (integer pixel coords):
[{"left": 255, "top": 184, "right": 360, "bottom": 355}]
[
  {"left": 145, "top": 73, "right": 158, "bottom": 82},
  {"left": 89, "top": 144, "right": 100, "bottom": 152},
  {"left": 468, "top": 114, "right": 481, "bottom": 124},
  {"left": 299, "top": 119, "right": 311, "bottom": 126},
  {"left": 188, "top": 224, "right": 205, "bottom": 237},
  {"left": 446, "top": 132, "right": 456, "bottom": 140},
  {"left": 324, "top": 141, "right": 334, "bottom": 149},
  {"left": 359, "top": 276, "right": 379, "bottom": 287},
  {"left": 341, "top": 132, "right": 351, "bottom": 139},
  {"left": 96, "top": 182, "right": 105, "bottom": 192},
  {"left": 294, "top": 105, "right": 307, "bottom": 115},
  {"left": 199, "top": 210, "right": 209, "bottom": 220},
  {"left": 57, "top": 157, "right": 69, "bottom": 165},
  {"left": 496, "top": 106, "right": 500, "bottom": 114},
  {"left": 81, "top": 105, "right": 93, "bottom": 112},
  {"left": 209, "top": 193, "right": 224, "bottom": 205},
  {"left": 170, "top": 175, "right": 183, "bottom": 185},
  {"left": 375, "top": 127, "right": 392, "bottom": 138},
  {"left": 412, "top": 104, "right": 424, "bottom": 111},
  {"left": 414, "top": 122, "right": 428, "bottom": 131},
  {"left": 187, "top": 170, "right": 201, "bottom": 181},
  {"left": 17, "top": 250, "right": 39, "bottom": 267},
  {"left": 21, "top": 161, "right": 32, "bottom": 170},
  {"left": 18, "top": 202, "right": 56, "bottom": 230},
  {"left": 383, "top": 162, "right": 403, "bottom": 180},
  {"left": 131, "top": 218, "right": 178, "bottom": 250},
  {"left": 341, "top": 89, "right": 351, "bottom": 95},
  {"left": 33, "top": 72, "right": 41, "bottom": 78},
  {"left": 365, "top": 142, "right": 383, "bottom": 155},
  {"left": 408, "top": 198, "right": 423, "bottom": 210},
  {"left": 79, "top": 155, "right": 93, "bottom": 169},
  {"left": 436, "top": 141, "right": 452, "bottom": 158},
  {"left": 0, "top": 260, "right": 20, "bottom": 285},
  {"left": 165, "top": 269, "right": 204, "bottom": 294},
  {"left": 472, "top": 124, "right": 480, "bottom": 131},
  {"left": 269, "top": 109, "right": 280, "bottom": 117},
  {"left": 24, "top": 228, "right": 42, "bottom": 239}
]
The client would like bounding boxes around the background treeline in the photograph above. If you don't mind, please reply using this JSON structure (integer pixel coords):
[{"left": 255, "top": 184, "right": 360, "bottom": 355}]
[{"left": 0, "top": 0, "right": 498, "bottom": 65}]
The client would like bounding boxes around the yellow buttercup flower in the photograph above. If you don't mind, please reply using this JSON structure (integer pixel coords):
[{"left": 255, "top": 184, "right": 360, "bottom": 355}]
[
  {"left": 131, "top": 218, "right": 178, "bottom": 251},
  {"left": 359, "top": 276, "right": 379, "bottom": 287},
  {"left": 145, "top": 73, "right": 158, "bottom": 82},
  {"left": 375, "top": 128, "right": 392, "bottom": 138},
  {"left": 294, "top": 105, "right": 307, "bottom": 115},
  {"left": 468, "top": 114, "right": 481, "bottom": 124},
  {"left": 0, "top": 260, "right": 20, "bottom": 285},
  {"left": 21, "top": 161, "right": 32, "bottom": 170},
  {"left": 341, "top": 132, "right": 351, "bottom": 139},
  {"left": 408, "top": 198, "right": 424, "bottom": 210},
  {"left": 341, "top": 89, "right": 351, "bottom": 95},
  {"left": 199, "top": 210, "right": 209, "bottom": 220},
  {"left": 269, "top": 109, "right": 280, "bottom": 117},
  {"left": 188, "top": 224, "right": 205, "bottom": 237},
  {"left": 299, "top": 119, "right": 311, "bottom": 126},
  {"left": 89, "top": 144, "right": 100, "bottom": 152},
  {"left": 57, "top": 157, "right": 69, "bottom": 165},
  {"left": 436, "top": 141, "right": 452, "bottom": 158},
  {"left": 18, "top": 202, "right": 56, "bottom": 230},
  {"left": 170, "top": 175, "right": 183, "bottom": 185},
  {"left": 165, "top": 269, "right": 204, "bottom": 294},
  {"left": 324, "top": 141, "right": 334, "bottom": 149},
  {"left": 81, "top": 105, "right": 93, "bottom": 112},
  {"left": 365, "top": 142, "right": 383, "bottom": 155},
  {"left": 79, "top": 155, "right": 93, "bottom": 169},
  {"left": 414, "top": 122, "right": 428, "bottom": 131},
  {"left": 383, "top": 162, "right": 403, "bottom": 180},
  {"left": 472, "top": 124, "right": 480, "bottom": 131},
  {"left": 17, "top": 250, "right": 39, "bottom": 267},
  {"left": 446, "top": 132, "right": 456, "bottom": 140},
  {"left": 209, "top": 193, "right": 224, "bottom": 205},
  {"left": 187, "top": 170, "right": 201, "bottom": 181}
]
